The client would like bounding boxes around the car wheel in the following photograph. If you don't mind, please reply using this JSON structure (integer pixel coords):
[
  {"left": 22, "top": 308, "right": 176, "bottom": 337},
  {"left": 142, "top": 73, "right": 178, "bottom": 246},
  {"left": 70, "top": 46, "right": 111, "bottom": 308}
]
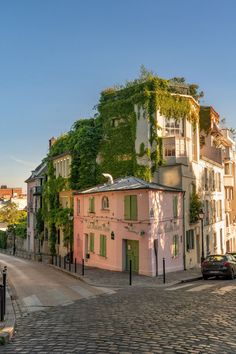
[
  {"left": 203, "top": 275, "right": 208, "bottom": 280},
  {"left": 229, "top": 269, "right": 234, "bottom": 280}
]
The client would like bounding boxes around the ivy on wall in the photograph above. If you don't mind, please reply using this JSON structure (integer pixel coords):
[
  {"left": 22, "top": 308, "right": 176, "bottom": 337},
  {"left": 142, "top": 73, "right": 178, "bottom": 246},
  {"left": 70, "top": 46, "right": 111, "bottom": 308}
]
[{"left": 41, "top": 71, "right": 201, "bottom": 253}]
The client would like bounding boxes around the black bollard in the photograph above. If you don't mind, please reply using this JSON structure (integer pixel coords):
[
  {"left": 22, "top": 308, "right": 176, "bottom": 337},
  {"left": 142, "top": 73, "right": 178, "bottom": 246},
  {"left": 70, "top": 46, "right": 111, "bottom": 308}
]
[
  {"left": 64, "top": 256, "right": 66, "bottom": 269},
  {"left": 2, "top": 270, "right": 6, "bottom": 316},
  {"left": 69, "top": 259, "right": 71, "bottom": 272},
  {"left": 0, "top": 285, "right": 4, "bottom": 321},
  {"left": 59, "top": 255, "right": 61, "bottom": 268},
  {"left": 163, "top": 258, "right": 166, "bottom": 284},
  {"left": 129, "top": 260, "right": 132, "bottom": 286},
  {"left": 82, "top": 258, "right": 85, "bottom": 276},
  {"left": 74, "top": 258, "right": 77, "bottom": 273}
]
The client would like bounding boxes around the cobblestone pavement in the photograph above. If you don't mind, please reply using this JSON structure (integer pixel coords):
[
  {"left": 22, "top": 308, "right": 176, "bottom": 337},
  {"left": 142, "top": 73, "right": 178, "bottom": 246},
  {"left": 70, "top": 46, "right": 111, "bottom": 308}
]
[{"left": 3, "top": 279, "right": 236, "bottom": 353}]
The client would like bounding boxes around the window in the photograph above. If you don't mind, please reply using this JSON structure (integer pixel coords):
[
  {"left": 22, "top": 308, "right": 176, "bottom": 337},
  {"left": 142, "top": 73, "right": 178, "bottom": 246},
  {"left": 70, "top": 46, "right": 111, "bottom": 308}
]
[
  {"left": 165, "top": 118, "right": 183, "bottom": 136},
  {"left": 102, "top": 196, "right": 109, "bottom": 210},
  {"left": 172, "top": 235, "right": 179, "bottom": 257},
  {"left": 173, "top": 196, "right": 178, "bottom": 219},
  {"left": 164, "top": 146, "right": 176, "bottom": 157},
  {"left": 89, "top": 233, "right": 95, "bottom": 252},
  {"left": 213, "top": 232, "right": 217, "bottom": 251},
  {"left": 100, "top": 235, "right": 106, "bottom": 257},
  {"left": 88, "top": 197, "right": 95, "bottom": 213},
  {"left": 204, "top": 168, "right": 208, "bottom": 190},
  {"left": 224, "top": 163, "right": 231, "bottom": 175},
  {"left": 186, "top": 230, "right": 194, "bottom": 250},
  {"left": 77, "top": 199, "right": 80, "bottom": 216},
  {"left": 220, "top": 229, "right": 223, "bottom": 254},
  {"left": 124, "top": 195, "right": 138, "bottom": 220}
]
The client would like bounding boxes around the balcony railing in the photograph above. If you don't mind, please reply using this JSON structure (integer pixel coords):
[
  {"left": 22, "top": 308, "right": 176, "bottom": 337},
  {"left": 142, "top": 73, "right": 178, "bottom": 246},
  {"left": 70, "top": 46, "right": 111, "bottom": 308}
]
[{"left": 200, "top": 145, "right": 223, "bottom": 165}]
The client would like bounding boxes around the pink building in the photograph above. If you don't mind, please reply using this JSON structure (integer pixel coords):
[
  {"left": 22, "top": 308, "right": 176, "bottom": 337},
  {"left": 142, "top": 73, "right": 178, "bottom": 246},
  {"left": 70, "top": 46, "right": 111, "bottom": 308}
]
[{"left": 74, "top": 177, "right": 184, "bottom": 276}]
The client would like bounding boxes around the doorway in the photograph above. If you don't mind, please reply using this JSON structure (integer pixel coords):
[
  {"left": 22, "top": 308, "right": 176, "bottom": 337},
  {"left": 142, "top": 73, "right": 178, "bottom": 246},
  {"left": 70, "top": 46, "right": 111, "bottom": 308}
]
[{"left": 126, "top": 240, "right": 139, "bottom": 273}]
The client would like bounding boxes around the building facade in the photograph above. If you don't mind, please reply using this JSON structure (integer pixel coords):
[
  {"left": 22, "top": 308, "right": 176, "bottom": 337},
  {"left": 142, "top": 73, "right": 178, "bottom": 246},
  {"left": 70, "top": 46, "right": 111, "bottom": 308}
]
[{"left": 74, "top": 177, "right": 184, "bottom": 276}]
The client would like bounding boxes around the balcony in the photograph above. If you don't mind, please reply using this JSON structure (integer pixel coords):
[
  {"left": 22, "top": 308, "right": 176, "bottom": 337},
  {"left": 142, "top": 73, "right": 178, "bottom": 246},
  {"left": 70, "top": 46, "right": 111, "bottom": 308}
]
[
  {"left": 33, "top": 186, "right": 42, "bottom": 196},
  {"left": 224, "top": 175, "right": 234, "bottom": 187},
  {"left": 200, "top": 145, "right": 223, "bottom": 165},
  {"left": 163, "top": 136, "right": 190, "bottom": 165}
]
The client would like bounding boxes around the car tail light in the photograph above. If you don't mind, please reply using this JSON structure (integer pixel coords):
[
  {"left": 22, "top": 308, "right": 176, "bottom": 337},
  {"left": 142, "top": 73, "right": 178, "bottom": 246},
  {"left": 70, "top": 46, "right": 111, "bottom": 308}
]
[{"left": 223, "top": 261, "right": 230, "bottom": 267}]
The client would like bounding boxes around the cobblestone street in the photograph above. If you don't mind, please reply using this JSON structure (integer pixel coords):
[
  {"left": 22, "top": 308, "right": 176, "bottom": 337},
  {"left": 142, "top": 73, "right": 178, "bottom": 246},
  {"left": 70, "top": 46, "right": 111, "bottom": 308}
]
[{"left": 3, "top": 279, "right": 236, "bottom": 353}]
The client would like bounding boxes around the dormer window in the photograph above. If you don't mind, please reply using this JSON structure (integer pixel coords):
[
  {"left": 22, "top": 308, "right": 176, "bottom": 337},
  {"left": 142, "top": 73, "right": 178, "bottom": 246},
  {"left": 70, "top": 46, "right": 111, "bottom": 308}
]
[{"left": 102, "top": 196, "right": 109, "bottom": 210}]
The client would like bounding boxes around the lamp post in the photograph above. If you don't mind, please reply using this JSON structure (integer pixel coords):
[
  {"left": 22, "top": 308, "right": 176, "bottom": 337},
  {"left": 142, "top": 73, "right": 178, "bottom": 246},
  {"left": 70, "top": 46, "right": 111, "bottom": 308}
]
[{"left": 199, "top": 209, "right": 205, "bottom": 263}]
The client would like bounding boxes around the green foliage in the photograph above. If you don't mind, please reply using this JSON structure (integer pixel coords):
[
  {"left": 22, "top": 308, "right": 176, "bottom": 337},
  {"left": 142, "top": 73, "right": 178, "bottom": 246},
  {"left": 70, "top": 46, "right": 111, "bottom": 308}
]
[
  {"left": 0, "top": 202, "right": 26, "bottom": 225},
  {"left": 189, "top": 193, "right": 202, "bottom": 224},
  {"left": 36, "top": 208, "right": 44, "bottom": 236},
  {"left": 0, "top": 231, "right": 7, "bottom": 249},
  {"left": 55, "top": 207, "right": 73, "bottom": 248}
]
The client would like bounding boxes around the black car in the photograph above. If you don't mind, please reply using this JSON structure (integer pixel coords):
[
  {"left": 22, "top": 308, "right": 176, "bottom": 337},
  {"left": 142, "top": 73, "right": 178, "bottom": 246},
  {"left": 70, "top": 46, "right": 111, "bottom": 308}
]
[{"left": 201, "top": 254, "right": 236, "bottom": 280}]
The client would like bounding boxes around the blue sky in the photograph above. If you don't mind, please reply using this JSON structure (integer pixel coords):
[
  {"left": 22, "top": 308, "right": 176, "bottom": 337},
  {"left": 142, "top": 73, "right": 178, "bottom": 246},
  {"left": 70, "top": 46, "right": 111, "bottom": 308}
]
[{"left": 1, "top": 0, "right": 236, "bottom": 190}]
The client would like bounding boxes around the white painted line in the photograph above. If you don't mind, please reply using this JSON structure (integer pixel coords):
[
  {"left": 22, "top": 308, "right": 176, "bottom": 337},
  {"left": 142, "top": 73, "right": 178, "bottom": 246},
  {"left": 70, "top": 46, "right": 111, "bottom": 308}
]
[
  {"left": 23, "top": 294, "right": 43, "bottom": 307},
  {"left": 70, "top": 285, "right": 95, "bottom": 298},
  {"left": 211, "top": 285, "right": 236, "bottom": 295},
  {"left": 93, "top": 286, "right": 116, "bottom": 294},
  {"left": 187, "top": 284, "right": 216, "bottom": 292},
  {"left": 165, "top": 283, "right": 195, "bottom": 291}
]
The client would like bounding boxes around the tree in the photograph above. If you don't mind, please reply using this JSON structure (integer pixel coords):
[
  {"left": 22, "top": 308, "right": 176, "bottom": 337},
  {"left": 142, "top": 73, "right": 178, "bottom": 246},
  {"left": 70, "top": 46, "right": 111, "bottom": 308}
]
[{"left": 0, "top": 202, "right": 26, "bottom": 225}]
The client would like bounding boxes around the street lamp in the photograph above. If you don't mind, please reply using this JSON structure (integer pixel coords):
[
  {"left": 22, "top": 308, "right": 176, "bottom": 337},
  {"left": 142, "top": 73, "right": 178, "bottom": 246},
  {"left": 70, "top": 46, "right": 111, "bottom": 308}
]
[{"left": 199, "top": 209, "right": 205, "bottom": 263}]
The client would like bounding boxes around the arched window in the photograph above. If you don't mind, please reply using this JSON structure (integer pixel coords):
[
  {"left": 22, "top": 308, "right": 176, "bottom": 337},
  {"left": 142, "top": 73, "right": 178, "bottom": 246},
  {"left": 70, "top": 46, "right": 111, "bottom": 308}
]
[{"left": 102, "top": 196, "right": 109, "bottom": 209}]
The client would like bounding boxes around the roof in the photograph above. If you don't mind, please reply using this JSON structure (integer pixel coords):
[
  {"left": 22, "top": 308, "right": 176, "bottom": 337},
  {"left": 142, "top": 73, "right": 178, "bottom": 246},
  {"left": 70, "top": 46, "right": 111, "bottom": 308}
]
[
  {"left": 25, "top": 161, "right": 47, "bottom": 183},
  {"left": 75, "top": 176, "right": 183, "bottom": 195}
]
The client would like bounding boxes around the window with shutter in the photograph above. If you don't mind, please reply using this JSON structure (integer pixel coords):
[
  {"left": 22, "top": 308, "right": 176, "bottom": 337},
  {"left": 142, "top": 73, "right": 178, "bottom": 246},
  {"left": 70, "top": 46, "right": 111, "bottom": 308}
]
[
  {"left": 100, "top": 235, "right": 107, "bottom": 257},
  {"left": 124, "top": 195, "right": 138, "bottom": 220},
  {"left": 88, "top": 197, "right": 95, "bottom": 213},
  {"left": 90, "top": 233, "right": 95, "bottom": 252},
  {"left": 173, "top": 196, "right": 178, "bottom": 218}
]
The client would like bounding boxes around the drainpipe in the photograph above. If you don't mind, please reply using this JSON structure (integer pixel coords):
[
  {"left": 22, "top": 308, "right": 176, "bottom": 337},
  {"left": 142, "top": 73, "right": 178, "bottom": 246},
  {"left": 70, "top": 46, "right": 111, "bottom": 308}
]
[{"left": 183, "top": 191, "right": 186, "bottom": 270}]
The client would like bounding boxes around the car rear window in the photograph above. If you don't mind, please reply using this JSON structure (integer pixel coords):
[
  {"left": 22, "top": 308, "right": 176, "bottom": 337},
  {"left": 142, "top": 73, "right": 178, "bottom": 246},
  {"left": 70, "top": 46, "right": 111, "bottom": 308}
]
[{"left": 207, "top": 255, "right": 225, "bottom": 262}]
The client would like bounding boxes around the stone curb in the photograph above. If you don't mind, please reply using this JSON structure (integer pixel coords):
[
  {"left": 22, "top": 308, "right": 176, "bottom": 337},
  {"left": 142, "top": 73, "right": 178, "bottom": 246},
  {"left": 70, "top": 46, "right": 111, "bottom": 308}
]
[
  {"left": 49, "top": 264, "right": 202, "bottom": 288},
  {"left": 0, "top": 288, "right": 16, "bottom": 345}
]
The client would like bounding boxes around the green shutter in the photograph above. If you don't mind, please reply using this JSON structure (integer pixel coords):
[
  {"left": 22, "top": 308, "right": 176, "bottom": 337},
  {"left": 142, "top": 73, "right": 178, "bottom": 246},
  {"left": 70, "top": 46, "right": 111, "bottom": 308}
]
[
  {"left": 173, "top": 196, "right": 178, "bottom": 218},
  {"left": 103, "top": 235, "right": 106, "bottom": 257},
  {"left": 90, "top": 233, "right": 94, "bottom": 252},
  {"left": 99, "top": 235, "right": 106, "bottom": 257},
  {"left": 124, "top": 196, "right": 131, "bottom": 220},
  {"left": 131, "top": 195, "right": 137, "bottom": 220}
]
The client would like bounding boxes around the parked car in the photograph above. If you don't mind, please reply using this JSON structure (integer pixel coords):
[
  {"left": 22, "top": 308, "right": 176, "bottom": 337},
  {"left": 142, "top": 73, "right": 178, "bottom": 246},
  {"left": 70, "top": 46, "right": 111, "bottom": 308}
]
[
  {"left": 201, "top": 254, "right": 236, "bottom": 280},
  {"left": 226, "top": 252, "right": 236, "bottom": 260}
]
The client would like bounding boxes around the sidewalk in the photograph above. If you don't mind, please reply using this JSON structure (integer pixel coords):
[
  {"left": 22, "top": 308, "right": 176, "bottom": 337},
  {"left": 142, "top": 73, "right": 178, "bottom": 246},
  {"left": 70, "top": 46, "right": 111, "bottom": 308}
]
[
  {"left": 0, "top": 287, "right": 15, "bottom": 345},
  {"left": 50, "top": 264, "right": 203, "bottom": 288}
]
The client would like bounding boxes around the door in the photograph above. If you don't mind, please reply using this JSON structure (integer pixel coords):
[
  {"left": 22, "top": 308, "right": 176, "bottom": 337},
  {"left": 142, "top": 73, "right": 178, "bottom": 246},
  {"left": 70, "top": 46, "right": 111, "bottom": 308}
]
[{"left": 126, "top": 240, "right": 139, "bottom": 273}]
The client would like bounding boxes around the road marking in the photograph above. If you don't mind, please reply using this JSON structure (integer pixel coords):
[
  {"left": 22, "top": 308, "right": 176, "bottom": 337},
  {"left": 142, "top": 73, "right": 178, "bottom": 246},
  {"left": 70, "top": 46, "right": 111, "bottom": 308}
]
[
  {"left": 22, "top": 295, "right": 45, "bottom": 312},
  {"left": 70, "top": 285, "right": 96, "bottom": 298},
  {"left": 93, "top": 286, "right": 116, "bottom": 295},
  {"left": 187, "top": 284, "right": 216, "bottom": 292},
  {"left": 211, "top": 285, "right": 236, "bottom": 295},
  {"left": 165, "top": 283, "right": 195, "bottom": 291}
]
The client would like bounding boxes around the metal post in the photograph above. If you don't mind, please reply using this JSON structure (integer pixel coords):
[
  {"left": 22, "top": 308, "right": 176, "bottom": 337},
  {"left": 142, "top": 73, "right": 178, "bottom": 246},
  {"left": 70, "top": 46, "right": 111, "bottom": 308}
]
[
  {"left": 82, "top": 258, "right": 85, "bottom": 276},
  {"left": 2, "top": 270, "right": 6, "bottom": 316},
  {"left": 69, "top": 259, "right": 71, "bottom": 272},
  {"left": 52, "top": 255, "right": 54, "bottom": 265},
  {"left": 64, "top": 256, "right": 66, "bottom": 269},
  {"left": 0, "top": 285, "right": 4, "bottom": 321},
  {"left": 59, "top": 255, "right": 61, "bottom": 268},
  {"left": 163, "top": 258, "right": 166, "bottom": 284},
  {"left": 74, "top": 258, "right": 77, "bottom": 273},
  {"left": 13, "top": 231, "right": 16, "bottom": 256},
  {"left": 55, "top": 255, "right": 57, "bottom": 267},
  {"left": 201, "top": 219, "right": 204, "bottom": 263},
  {"left": 129, "top": 260, "right": 132, "bottom": 286}
]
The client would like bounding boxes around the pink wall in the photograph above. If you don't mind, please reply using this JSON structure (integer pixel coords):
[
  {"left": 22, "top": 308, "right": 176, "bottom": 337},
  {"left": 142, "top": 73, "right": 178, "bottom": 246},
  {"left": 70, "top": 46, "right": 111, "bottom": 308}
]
[{"left": 74, "top": 188, "right": 184, "bottom": 276}]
